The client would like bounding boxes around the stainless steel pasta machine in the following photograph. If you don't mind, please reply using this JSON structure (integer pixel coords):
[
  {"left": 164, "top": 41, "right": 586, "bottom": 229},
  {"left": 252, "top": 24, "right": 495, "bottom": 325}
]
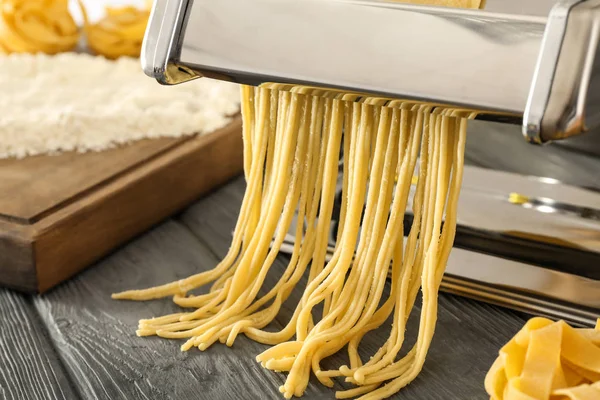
[
  {"left": 143, "top": 0, "right": 600, "bottom": 144},
  {"left": 142, "top": 0, "right": 600, "bottom": 325}
]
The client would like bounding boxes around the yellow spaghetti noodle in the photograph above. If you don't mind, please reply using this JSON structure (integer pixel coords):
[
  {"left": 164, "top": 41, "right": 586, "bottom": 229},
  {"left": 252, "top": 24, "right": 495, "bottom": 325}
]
[
  {"left": 0, "top": 0, "right": 79, "bottom": 54},
  {"left": 114, "top": 83, "right": 477, "bottom": 399}
]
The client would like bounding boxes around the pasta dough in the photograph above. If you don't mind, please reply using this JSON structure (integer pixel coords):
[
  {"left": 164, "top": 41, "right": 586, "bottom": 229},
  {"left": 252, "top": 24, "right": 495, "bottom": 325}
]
[
  {"left": 0, "top": 0, "right": 79, "bottom": 54},
  {"left": 485, "top": 318, "right": 600, "bottom": 400}
]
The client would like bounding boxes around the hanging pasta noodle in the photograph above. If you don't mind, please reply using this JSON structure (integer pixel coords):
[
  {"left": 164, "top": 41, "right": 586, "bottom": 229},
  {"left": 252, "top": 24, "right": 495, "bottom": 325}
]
[
  {"left": 485, "top": 317, "right": 600, "bottom": 400},
  {"left": 0, "top": 0, "right": 79, "bottom": 54},
  {"left": 113, "top": 80, "right": 479, "bottom": 399},
  {"left": 77, "top": 0, "right": 150, "bottom": 59},
  {"left": 109, "top": 1, "right": 523, "bottom": 400}
]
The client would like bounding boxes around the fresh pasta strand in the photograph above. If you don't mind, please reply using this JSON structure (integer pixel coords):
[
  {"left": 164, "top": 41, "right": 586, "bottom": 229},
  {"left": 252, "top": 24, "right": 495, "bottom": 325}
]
[
  {"left": 111, "top": 0, "right": 495, "bottom": 385},
  {"left": 114, "top": 82, "right": 484, "bottom": 399}
]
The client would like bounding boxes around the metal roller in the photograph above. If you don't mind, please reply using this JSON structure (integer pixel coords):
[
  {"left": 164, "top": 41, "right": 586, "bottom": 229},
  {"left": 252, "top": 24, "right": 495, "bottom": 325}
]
[{"left": 143, "top": 0, "right": 600, "bottom": 143}]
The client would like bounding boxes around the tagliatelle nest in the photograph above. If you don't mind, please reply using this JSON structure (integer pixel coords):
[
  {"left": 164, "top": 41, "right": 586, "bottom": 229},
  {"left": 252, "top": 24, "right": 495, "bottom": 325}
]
[
  {"left": 0, "top": 0, "right": 80, "bottom": 54},
  {"left": 78, "top": 0, "right": 150, "bottom": 59}
]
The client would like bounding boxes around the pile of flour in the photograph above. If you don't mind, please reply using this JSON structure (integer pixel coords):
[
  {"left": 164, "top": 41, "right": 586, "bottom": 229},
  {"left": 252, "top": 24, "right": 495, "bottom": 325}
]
[{"left": 0, "top": 52, "right": 241, "bottom": 159}]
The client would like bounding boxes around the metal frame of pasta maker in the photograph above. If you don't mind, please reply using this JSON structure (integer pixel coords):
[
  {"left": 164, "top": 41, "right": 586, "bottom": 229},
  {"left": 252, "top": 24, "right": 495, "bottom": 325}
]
[{"left": 142, "top": 0, "right": 600, "bottom": 325}]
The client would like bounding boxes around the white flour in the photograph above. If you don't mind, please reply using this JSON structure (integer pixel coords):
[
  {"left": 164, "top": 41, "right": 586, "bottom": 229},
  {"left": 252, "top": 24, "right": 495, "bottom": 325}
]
[{"left": 0, "top": 52, "right": 241, "bottom": 159}]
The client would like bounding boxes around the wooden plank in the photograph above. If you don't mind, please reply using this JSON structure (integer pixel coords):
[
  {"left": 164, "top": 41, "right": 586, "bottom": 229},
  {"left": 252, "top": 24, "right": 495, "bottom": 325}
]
[
  {"left": 0, "top": 222, "right": 35, "bottom": 292},
  {"left": 0, "top": 289, "right": 78, "bottom": 400},
  {"left": 0, "top": 137, "right": 184, "bottom": 222},
  {"left": 179, "top": 176, "right": 247, "bottom": 257},
  {"left": 33, "top": 118, "right": 243, "bottom": 293},
  {"left": 32, "top": 219, "right": 302, "bottom": 400},
  {"left": 0, "top": 118, "right": 243, "bottom": 293}
]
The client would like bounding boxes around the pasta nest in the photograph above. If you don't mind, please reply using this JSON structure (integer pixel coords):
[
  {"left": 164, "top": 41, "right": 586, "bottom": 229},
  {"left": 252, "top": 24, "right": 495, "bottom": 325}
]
[
  {"left": 0, "top": 0, "right": 79, "bottom": 54},
  {"left": 80, "top": 2, "right": 149, "bottom": 59},
  {"left": 486, "top": 317, "right": 600, "bottom": 400}
]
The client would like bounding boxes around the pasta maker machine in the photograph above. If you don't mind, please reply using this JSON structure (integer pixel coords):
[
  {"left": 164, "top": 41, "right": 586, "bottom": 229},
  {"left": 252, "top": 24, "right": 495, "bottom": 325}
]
[
  {"left": 144, "top": 0, "right": 600, "bottom": 143},
  {"left": 142, "top": 0, "right": 600, "bottom": 325}
]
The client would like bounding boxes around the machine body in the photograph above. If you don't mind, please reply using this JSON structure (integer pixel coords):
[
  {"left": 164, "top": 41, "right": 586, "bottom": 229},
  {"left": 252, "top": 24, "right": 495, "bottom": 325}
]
[{"left": 143, "top": 0, "right": 600, "bottom": 143}]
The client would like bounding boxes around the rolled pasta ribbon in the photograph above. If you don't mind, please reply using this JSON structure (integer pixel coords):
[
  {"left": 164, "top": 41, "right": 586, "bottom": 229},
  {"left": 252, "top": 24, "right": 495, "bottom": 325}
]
[
  {"left": 78, "top": 1, "right": 150, "bottom": 59},
  {"left": 485, "top": 317, "right": 600, "bottom": 400},
  {"left": 0, "top": 0, "right": 79, "bottom": 54}
]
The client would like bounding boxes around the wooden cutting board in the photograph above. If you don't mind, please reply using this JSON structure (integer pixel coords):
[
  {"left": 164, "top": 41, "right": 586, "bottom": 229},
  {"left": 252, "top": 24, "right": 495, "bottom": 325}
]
[{"left": 0, "top": 117, "right": 243, "bottom": 293}]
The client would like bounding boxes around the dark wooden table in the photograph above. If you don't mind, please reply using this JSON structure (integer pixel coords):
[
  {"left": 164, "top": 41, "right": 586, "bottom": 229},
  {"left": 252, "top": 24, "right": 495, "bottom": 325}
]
[{"left": 2, "top": 121, "right": 599, "bottom": 400}]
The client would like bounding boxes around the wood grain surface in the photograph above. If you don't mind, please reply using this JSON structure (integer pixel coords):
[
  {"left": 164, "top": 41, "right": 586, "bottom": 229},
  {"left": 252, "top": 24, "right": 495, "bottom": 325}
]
[
  {"left": 33, "top": 117, "right": 243, "bottom": 294},
  {"left": 1, "top": 121, "right": 599, "bottom": 400},
  {"left": 0, "top": 138, "right": 184, "bottom": 222},
  {"left": 0, "top": 118, "right": 243, "bottom": 293},
  {"left": 0, "top": 221, "right": 34, "bottom": 292},
  {"left": 0, "top": 290, "right": 78, "bottom": 400}
]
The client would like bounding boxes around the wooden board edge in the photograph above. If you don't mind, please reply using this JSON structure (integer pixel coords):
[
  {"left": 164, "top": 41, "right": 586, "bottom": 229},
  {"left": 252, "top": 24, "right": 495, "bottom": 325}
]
[
  {"left": 31, "top": 118, "right": 243, "bottom": 293},
  {"left": 29, "top": 136, "right": 192, "bottom": 224},
  {"left": 0, "top": 221, "right": 36, "bottom": 292}
]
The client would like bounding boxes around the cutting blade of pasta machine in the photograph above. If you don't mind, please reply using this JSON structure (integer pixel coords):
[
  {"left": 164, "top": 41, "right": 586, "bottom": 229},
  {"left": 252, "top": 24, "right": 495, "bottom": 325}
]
[{"left": 143, "top": 0, "right": 600, "bottom": 144}]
